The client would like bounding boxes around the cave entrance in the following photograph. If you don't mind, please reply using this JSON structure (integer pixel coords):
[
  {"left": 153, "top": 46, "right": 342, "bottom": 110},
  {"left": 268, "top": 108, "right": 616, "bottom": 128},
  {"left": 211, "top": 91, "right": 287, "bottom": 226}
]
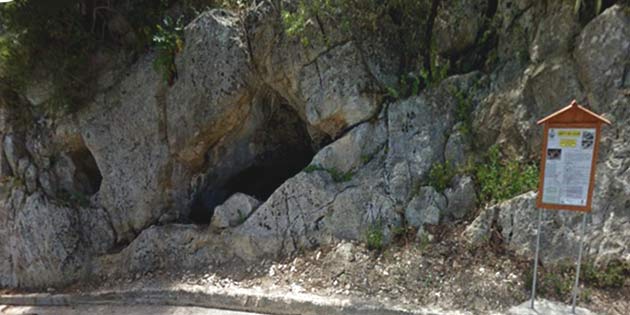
[
  {"left": 67, "top": 144, "right": 102, "bottom": 196},
  {"left": 188, "top": 102, "right": 318, "bottom": 224}
]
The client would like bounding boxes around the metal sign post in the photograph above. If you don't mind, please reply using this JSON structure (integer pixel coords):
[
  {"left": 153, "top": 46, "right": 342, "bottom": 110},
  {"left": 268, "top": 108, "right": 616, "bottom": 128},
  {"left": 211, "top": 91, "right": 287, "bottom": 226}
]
[
  {"left": 571, "top": 213, "right": 588, "bottom": 313},
  {"left": 530, "top": 100, "right": 611, "bottom": 311},
  {"left": 530, "top": 208, "right": 543, "bottom": 309}
]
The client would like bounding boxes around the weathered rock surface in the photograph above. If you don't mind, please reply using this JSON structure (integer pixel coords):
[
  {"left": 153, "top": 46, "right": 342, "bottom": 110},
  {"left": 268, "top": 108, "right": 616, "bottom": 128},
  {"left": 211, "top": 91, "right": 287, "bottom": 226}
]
[
  {"left": 246, "top": 1, "right": 385, "bottom": 137},
  {"left": 444, "top": 176, "right": 476, "bottom": 220},
  {"left": 434, "top": 0, "right": 488, "bottom": 56},
  {"left": 405, "top": 187, "right": 445, "bottom": 229},
  {"left": 95, "top": 225, "right": 230, "bottom": 277},
  {"left": 574, "top": 5, "right": 630, "bottom": 111},
  {"left": 0, "top": 1, "right": 629, "bottom": 291},
  {"left": 211, "top": 193, "right": 260, "bottom": 229},
  {"left": 0, "top": 191, "right": 114, "bottom": 288}
]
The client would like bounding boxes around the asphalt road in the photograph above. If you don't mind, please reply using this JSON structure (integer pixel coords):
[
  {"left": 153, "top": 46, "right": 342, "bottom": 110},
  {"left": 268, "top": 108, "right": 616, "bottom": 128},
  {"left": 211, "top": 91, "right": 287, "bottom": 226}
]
[{"left": 0, "top": 305, "right": 270, "bottom": 315}]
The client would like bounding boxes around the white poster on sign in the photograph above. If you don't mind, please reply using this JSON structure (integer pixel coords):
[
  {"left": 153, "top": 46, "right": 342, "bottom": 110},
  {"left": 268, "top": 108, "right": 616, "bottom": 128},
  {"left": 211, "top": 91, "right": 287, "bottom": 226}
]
[{"left": 541, "top": 128, "right": 596, "bottom": 206}]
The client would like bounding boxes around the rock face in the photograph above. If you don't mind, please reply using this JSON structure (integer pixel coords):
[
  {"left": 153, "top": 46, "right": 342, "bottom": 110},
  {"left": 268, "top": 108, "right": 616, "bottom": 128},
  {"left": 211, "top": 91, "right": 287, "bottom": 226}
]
[
  {"left": 1, "top": 2, "right": 629, "bottom": 289},
  {"left": 211, "top": 193, "right": 260, "bottom": 229}
]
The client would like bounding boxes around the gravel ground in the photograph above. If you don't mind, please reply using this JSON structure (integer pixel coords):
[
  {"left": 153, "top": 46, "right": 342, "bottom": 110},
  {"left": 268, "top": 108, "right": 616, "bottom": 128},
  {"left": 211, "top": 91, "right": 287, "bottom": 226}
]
[{"left": 5, "top": 223, "right": 628, "bottom": 315}]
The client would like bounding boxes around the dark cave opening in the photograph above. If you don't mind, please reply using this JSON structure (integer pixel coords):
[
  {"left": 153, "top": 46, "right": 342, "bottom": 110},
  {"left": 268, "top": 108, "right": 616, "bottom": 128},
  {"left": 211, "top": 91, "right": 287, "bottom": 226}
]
[
  {"left": 68, "top": 146, "right": 102, "bottom": 196},
  {"left": 188, "top": 102, "right": 317, "bottom": 224}
]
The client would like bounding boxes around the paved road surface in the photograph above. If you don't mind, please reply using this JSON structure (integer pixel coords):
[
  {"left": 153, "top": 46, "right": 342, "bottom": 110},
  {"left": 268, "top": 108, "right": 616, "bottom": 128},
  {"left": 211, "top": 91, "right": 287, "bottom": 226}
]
[{"left": 0, "top": 305, "right": 270, "bottom": 315}]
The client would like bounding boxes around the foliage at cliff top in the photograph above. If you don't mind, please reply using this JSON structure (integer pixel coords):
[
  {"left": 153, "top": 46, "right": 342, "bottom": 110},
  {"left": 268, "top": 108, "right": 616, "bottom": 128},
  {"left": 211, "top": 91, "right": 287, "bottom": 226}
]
[{"left": 0, "top": 0, "right": 235, "bottom": 113}]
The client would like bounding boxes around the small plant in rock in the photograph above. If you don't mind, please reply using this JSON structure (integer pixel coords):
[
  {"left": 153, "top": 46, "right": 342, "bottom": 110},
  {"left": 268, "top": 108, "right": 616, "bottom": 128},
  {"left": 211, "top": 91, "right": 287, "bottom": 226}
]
[
  {"left": 303, "top": 164, "right": 354, "bottom": 182},
  {"left": 328, "top": 168, "right": 354, "bottom": 183},
  {"left": 366, "top": 220, "right": 384, "bottom": 251},
  {"left": 474, "top": 145, "right": 538, "bottom": 205},
  {"left": 451, "top": 85, "right": 475, "bottom": 136},
  {"left": 416, "top": 230, "right": 431, "bottom": 251},
  {"left": 303, "top": 164, "right": 326, "bottom": 173},
  {"left": 236, "top": 209, "right": 248, "bottom": 225},
  {"left": 420, "top": 53, "right": 450, "bottom": 88},
  {"left": 386, "top": 73, "right": 422, "bottom": 100},
  {"left": 153, "top": 16, "right": 185, "bottom": 85},
  {"left": 427, "top": 160, "right": 456, "bottom": 193}
]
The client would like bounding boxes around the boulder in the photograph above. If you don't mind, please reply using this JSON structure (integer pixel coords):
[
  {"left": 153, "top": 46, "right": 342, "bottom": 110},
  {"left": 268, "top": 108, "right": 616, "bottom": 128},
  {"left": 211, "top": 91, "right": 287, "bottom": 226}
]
[
  {"left": 246, "top": 2, "right": 384, "bottom": 138},
  {"left": 0, "top": 192, "right": 112, "bottom": 288},
  {"left": 79, "top": 53, "right": 170, "bottom": 243},
  {"left": 495, "top": 190, "right": 630, "bottom": 263},
  {"left": 298, "top": 41, "right": 383, "bottom": 136},
  {"left": 229, "top": 171, "right": 340, "bottom": 261},
  {"left": 95, "top": 224, "right": 230, "bottom": 277},
  {"left": 462, "top": 205, "right": 495, "bottom": 244},
  {"left": 574, "top": 5, "right": 630, "bottom": 112},
  {"left": 167, "top": 9, "right": 255, "bottom": 169},
  {"left": 434, "top": 0, "right": 488, "bottom": 56},
  {"left": 444, "top": 175, "right": 477, "bottom": 220},
  {"left": 405, "top": 187, "right": 445, "bottom": 228},
  {"left": 528, "top": 1, "right": 579, "bottom": 63},
  {"left": 211, "top": 193, "right": 261, "bottom": 229},
  {"left": 444, "top": 126, "right": 468, "bottom": 169}
]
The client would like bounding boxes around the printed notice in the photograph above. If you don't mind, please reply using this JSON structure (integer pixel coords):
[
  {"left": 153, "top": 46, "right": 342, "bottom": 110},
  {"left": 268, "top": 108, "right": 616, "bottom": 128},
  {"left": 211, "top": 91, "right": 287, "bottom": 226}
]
[{"left": 541, "top": 128, "right": 596, "bottom": 206}]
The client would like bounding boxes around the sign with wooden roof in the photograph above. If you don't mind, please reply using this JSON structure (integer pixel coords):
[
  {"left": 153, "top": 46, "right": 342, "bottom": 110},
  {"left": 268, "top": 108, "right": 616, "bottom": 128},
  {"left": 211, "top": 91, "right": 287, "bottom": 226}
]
[{"left": 536, "top": 100, "right": 611, "bottom": 212}]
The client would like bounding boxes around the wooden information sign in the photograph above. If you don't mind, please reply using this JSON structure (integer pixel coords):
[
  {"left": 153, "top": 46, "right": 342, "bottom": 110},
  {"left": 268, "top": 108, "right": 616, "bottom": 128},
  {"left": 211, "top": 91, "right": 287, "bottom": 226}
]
[
  {"left": 536, "top": 100, "right": 611, "bottom": 212},
  {"left": 530, "top": 100, "right": 611, "bottom": 313}
]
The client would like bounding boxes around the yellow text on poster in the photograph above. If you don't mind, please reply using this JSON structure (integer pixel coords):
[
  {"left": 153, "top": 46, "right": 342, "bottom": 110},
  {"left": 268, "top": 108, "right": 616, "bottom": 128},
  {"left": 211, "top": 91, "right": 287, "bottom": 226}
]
[
  {"left": 559, "top": 130, "right": 580, "bottom": 137},
  {"left": 560, "top": 139, "right": 577, "bottom": 147}
]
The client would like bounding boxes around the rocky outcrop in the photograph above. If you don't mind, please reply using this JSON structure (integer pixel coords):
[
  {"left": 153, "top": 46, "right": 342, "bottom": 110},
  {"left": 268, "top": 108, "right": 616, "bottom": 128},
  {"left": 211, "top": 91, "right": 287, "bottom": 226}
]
[
  {"left": 211, "top": 193, "right": 260, "bottom": 229},
  {"left": 0, "top": 1, "right": 629, "bottom": 290},
  {"left": 465, "top": 5, "right": 630, "bottom": 264}
]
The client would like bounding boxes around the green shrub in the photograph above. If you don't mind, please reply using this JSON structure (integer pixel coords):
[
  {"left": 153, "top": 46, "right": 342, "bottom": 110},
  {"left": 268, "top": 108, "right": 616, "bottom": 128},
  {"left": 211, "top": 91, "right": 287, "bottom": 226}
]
[
  {"left": 328, "top": 168, "right": 354, "bottom": 183},
  {"left": 0, "top": 0, "right": 227, "bottom": 113},
  {"left": 524, "top": 259, "right": 629, "bottom": 300},
  {"left": 366, "top": 220, "right": 384, "bottom": 251},
  {"left": 427, "top": 160, "right": 456, "bottom": 193},
  {"left": 451, "top": 85, "right": 474, "bottom": 136},
  {"left": 152, "top": 16, "right": 185, "bottom": 85},
  {"left": 474, "top": 145, "right": 538, "bottom": 205},
  {"left": 0, "top": 0, "right": 99, "bottom": 113},
  {"left": 582, "top": 260, "right": 630, "bottom": 288}
]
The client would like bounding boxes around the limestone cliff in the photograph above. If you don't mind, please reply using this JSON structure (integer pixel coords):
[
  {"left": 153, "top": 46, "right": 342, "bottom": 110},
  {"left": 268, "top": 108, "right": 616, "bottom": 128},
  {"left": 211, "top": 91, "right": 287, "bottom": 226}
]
[{"left": 0, "top": 1, "right": 628, "bottom": 289}]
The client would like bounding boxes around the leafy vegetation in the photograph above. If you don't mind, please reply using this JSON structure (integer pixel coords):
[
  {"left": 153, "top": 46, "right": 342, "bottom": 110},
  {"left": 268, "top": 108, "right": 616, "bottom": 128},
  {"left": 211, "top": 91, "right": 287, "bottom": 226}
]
[
  {"left": 474, "top": 145, "right": 539, "bottom": 205},
  {"left": 451, "top": 85, "right": 475, "bottom": 136},
  {"left": 0, "top": 0, "right": 235, "bottom": 113},
  {"left": 303, "top": 164, "right": 354, "bottom": 183},
  {"left": 427, "top": 160, "right": 456, "bottom": 193},
  {"left": 582, "top": 259, "right": 630, "bottom": 288},
  {"left": 524, "top": 259, "right": 630, "bottom": 299},
  {"left": 0, "top": 0, "right": 100, "bottom": 112},
  {"left": 366, "top": 220, "right": 384, "bottom": 251},
  {"left": 303, "top": 164, "right": 327, "bottom": 173},
  {"left": 152, "top": 16, "right": 185, "bottom": 85},
  {"left": 328, "top": 168, "right": 354, "bottom": 183}
]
